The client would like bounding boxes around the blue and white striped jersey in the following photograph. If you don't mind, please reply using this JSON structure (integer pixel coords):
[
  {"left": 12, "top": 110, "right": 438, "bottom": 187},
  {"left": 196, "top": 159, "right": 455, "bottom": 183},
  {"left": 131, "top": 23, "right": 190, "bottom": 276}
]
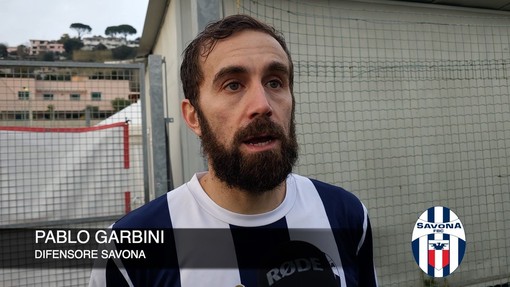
[{"left": 89, "top": 173, "right": 378, "bottom": 287}]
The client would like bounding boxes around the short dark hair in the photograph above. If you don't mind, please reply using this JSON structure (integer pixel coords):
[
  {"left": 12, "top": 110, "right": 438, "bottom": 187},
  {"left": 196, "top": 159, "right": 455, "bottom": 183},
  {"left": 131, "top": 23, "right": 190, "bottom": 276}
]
[{"left": 180, "top": 14, "right": 294, "bottom": 108}]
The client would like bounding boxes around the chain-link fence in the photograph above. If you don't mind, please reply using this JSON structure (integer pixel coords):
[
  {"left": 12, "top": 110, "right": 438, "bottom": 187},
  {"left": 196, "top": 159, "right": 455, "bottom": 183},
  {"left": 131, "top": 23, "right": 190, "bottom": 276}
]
[
  {"left": 0, "top": 60, "right": 146, "bottom": 286},
  {"left": 236, "top": 0, "right": 510, "bottom": 286}
]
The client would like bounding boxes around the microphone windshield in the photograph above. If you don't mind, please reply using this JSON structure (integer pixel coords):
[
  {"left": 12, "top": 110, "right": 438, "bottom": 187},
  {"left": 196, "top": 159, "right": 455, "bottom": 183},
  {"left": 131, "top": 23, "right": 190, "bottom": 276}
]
[{"left": 257, "top": 240, "right": 339, "bottom": 287}]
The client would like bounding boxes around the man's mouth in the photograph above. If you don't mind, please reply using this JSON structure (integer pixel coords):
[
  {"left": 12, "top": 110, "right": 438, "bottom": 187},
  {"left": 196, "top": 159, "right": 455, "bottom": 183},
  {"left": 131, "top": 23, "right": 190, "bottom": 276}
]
[{"left": 243, "top": 135, "right": 277, "bottom": 147}]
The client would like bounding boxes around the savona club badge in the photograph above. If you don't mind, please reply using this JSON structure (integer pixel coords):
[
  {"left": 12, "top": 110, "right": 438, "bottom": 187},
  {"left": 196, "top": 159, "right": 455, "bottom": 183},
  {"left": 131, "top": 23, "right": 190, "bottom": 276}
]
[{"left": 411, "top": 206, "right": 466, "bottom": 277}]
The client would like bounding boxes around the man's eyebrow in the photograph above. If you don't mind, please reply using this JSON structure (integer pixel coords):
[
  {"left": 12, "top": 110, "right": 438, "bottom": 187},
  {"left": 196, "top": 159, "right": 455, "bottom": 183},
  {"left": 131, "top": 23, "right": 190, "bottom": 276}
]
[
  {"left": 213, "top": 66, "right": 247, "bottom": 85},
  {"left": 266, "top": 61, "right": 289, "bottom": 76}
]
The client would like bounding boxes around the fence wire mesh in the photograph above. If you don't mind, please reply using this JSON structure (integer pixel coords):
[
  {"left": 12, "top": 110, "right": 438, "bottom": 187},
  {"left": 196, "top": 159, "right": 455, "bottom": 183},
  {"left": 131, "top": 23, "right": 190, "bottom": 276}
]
[
  {"left": 0, "top": 61, "right": 145, "bottom": 286},
  {"left": 237, "top": 0, "right": 510, "bottom": 286}
]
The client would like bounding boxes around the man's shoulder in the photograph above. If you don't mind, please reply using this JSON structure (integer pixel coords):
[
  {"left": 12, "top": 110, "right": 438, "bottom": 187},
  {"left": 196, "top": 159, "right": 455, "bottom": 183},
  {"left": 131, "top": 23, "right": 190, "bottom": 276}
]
[
  {"left": 291, "top": 174, "right": 366, "bottom": 223},
  {"left": 291, "top": 173, "right": 361, "bottom": 204},
  {"left": 112, "top": 183, "right": 189, "bottom": 229},
  {"left": 113, "top": 193, "right": 171, "bottom": 229}
]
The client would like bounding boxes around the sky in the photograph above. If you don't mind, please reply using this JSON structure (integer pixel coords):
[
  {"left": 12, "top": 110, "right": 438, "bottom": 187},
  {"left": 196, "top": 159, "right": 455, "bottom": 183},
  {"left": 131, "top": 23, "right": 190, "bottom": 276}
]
[{"left": 0, "top": 0, "right": 149, "bottom": 47}]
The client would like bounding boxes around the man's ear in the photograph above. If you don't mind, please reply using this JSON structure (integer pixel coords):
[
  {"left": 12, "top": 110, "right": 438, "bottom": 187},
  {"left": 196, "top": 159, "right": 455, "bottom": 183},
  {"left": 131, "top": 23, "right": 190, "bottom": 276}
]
[{"left": 181, "top": 99, "right": 202, "bottom": 137}]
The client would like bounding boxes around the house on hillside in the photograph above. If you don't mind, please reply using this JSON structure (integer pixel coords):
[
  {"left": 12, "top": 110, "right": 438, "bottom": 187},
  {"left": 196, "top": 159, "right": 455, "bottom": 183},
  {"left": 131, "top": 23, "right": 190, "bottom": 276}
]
[
  {"left": 29, "top": 40, "right": 65, "bottom": 55},
  {"left": 82, "top": 36, "right": 138, "bottom": 51}
]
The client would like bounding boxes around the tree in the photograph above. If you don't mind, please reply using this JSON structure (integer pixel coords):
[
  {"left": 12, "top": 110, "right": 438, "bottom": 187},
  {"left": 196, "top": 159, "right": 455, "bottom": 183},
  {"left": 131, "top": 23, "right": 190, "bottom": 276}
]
[
  {"left": 105, "top": 24, "right": 137, "bottom": 40},
  {"left": 111, "top": 45, "right": 137, "bottom": 60},
  {"left": 116, "top": 25, "right": 137, "bottom": 40},
  {"left": 93, "top": 43, "right": 108, "bottom": 51},
  {"left": 70, "top": 23, "right": 92, "bottom": 39},
  {"left": 16, "top": 45, "right": 29, "bottom": 59},
  {"left": 0, "top": 44, "right": 8, "bottom": 58},
  {"left": 105, "top": 26, "right": 120, "bottom": 38},
  {"left": 38, "top": 51, "right": 55, "bottom": 61},
  {"left": 58, "top": 33, "right": 71, "bottom": 44},
  {"left": 62, "top": 38, "right": 84, "bottom": 55},
  {"left": 111, "top": 98, "right": 131, "bottom": 112}
]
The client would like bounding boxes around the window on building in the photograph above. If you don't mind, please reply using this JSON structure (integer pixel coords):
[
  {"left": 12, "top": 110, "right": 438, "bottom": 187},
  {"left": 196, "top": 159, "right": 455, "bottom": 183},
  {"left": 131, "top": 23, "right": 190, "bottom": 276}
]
[
  {"left": 91, "top": 92, "right": 101, "bottom": 101},
  {"left": 15, "top": 112, "right": 29, "bottom": 120},
  {"left": 18, "top": 91, "right": 29, "bottom": 100},
  {"left": 70, "top": 94, "right": 80, "bottom": 101},
  {"left": 43, "top": 94, "right": 54, "bottom": 100}
]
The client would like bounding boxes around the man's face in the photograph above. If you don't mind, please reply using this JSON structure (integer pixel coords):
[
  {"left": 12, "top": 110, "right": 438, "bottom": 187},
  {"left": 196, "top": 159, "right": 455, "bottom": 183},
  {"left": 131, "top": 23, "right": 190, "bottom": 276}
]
[{"left": 195, "top": 30, "right": 298, "bottom": 193}]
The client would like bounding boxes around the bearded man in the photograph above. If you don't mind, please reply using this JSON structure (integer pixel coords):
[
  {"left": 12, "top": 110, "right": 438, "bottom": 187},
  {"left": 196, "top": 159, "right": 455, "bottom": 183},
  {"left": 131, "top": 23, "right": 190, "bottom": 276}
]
[{"left": 90, "top": 14, "right": 378, "bottom": 287}]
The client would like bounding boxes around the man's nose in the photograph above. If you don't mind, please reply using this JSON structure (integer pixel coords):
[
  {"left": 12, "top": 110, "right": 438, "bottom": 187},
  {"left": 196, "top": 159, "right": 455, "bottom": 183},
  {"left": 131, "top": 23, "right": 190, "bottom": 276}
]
[{"left": 247, "top": 83, "right": 273, "bottom": 119}]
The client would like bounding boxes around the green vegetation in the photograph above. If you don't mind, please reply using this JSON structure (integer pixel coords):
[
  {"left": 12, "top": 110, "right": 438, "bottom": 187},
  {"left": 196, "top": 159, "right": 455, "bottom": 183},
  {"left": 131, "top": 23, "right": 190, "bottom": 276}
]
[
  {"left": 105, "top": 25, "right": 137, "bottom": 40},
  {"left": 70, "top": 23, "right": 92, "bottom": 39},
  {"left": 0, "top": 43, "right": 7, "bottom": 58},
  {"left": 1, "top": 22, "right": 138, "bottom": 62},
  {"left": 112, "top": 45, "right": 137, "bottom": 60},
  {"left": 59, "top": 34, "right": 84, "bottom": 57}
]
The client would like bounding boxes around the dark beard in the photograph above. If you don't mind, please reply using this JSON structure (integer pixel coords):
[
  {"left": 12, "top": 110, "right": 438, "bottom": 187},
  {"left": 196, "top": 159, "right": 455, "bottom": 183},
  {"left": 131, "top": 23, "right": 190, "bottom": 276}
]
[{"left": 198, "top": 112, "right": 298, "bottom": 194}]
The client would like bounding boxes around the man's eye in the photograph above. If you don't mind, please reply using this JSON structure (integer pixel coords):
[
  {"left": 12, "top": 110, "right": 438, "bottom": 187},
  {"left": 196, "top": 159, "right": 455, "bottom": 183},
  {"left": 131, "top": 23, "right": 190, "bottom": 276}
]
[
  {"left": 226, "top": 82, "right": 241, "bottom": 91},
  {"left": 267, "top": 80, "right": 282, "bottom": 89}
]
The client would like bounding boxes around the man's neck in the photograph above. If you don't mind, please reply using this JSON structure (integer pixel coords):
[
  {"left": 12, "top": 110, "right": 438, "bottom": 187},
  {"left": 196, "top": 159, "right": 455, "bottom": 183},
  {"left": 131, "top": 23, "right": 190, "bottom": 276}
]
[{"left": 198, "top": 171, "right": 286, "bottom": 215}]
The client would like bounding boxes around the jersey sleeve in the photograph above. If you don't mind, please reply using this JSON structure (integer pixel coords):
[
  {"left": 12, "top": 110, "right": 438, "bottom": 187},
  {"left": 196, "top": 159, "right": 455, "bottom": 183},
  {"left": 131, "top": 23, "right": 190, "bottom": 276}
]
[
  {"left": 88, "top": 193, "right": 181, "bottom": 287},
  {"left": 357, "top": 214, "right": 379, "bottom": 287},
  {"left": 310, "top": 178, "right": 379, "bottom": 286}
]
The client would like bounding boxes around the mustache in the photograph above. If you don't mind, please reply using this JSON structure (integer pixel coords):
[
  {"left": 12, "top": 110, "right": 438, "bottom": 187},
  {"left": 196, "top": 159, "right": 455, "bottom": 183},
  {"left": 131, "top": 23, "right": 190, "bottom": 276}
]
[{"left": 232, "top": 117, "right": 286, "bottom": 146}]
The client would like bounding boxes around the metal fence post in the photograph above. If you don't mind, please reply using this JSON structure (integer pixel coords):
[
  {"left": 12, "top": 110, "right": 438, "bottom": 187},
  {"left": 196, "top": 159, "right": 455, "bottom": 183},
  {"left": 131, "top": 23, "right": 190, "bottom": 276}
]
[{"left": 147, "top": 54, "right": 171, "bottom": 198}]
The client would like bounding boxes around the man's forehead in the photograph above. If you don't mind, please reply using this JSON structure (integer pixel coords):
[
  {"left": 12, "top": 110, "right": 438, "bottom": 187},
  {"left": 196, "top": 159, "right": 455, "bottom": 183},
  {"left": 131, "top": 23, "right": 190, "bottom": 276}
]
[
  {"left": 195, "top": 30, "right": 291, "bottom": 92},
  {"left": 199, "top": 30, "right": 287, "bottom": 65}
]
